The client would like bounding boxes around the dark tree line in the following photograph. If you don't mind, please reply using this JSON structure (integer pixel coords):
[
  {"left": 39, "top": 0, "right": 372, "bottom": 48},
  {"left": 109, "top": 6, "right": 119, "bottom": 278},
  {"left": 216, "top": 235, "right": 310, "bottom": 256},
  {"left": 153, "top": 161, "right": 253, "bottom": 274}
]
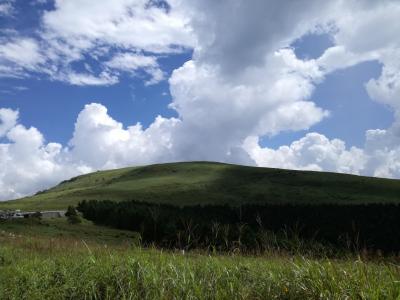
[{"left": 77, "top": 200, "right": 400, "bottom": 253}]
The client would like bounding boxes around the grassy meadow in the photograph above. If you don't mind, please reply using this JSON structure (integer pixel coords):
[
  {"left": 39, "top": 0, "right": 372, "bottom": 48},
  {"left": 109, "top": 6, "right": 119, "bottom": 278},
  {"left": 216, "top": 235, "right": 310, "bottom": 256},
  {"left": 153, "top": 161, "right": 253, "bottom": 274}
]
[
  {"left": 1, "top": 218, "right": 400, "bottom": 299},
  {"left": 0, "top": 218, "right": 139, "bottom": 245},
  {"left": 1, "top": 162, "right": 400, "bottom": 298}
]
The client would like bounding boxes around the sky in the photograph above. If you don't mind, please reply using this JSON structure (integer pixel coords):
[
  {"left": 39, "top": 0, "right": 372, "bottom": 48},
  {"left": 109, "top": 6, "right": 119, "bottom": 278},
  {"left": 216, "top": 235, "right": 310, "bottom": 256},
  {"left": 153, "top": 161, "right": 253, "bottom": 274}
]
[{"left": 0, "top": 0, "right": 400, "bottom": 200}]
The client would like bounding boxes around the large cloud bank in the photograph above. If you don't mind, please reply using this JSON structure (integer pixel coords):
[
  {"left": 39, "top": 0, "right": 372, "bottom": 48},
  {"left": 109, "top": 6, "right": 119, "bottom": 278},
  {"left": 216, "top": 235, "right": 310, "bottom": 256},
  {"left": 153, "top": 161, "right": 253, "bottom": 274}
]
[{"left": 1, "top": 0, "right": 400, "bottom": 199}]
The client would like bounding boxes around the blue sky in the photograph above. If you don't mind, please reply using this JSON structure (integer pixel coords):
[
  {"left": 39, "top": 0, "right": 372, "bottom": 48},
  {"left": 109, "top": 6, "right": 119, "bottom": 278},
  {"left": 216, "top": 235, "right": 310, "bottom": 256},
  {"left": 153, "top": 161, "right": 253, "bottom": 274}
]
[
  {"left": 1, "top": 0, "right": 400, "bottom": 199},
  {"left": 0, "top": 51, "right": 191, "bottom": 144},
  {"left": 263, "top": 34, "right": 393, "bottom": 148},
  {"left": 263, "top": 59, "right": 392, "bottom": 149}
]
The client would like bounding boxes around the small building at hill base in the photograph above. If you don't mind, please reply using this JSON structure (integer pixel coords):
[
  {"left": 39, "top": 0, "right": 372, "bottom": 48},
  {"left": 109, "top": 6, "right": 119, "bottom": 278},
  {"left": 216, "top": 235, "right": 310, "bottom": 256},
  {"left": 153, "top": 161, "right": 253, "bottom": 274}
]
[
  {"left": 1, "top": 210, "right": 66, "bottom": 219},
  {"left": 25, "top": 211, "right": 66, "bottom": 219},
  {"left": 40, "top": 211, "right": 66, "bottom": 218}
]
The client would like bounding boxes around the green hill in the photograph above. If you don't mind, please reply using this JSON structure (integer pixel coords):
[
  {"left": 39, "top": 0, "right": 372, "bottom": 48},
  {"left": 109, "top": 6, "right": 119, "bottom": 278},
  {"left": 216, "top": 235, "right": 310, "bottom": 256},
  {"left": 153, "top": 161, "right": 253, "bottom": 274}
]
[{"left": 1, "top": 161, "right": 400, "bottom": 210}]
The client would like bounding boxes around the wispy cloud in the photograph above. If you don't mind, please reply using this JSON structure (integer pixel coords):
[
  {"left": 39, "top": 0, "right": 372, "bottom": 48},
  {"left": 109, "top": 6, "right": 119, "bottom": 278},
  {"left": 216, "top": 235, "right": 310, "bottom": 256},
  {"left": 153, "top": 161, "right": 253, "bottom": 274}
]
[
  {"left": 0, "top": 0, "right": 193, "bottom": 86},
  {"left": 0, "top": 0, "right": 14, "bottom": 17}
]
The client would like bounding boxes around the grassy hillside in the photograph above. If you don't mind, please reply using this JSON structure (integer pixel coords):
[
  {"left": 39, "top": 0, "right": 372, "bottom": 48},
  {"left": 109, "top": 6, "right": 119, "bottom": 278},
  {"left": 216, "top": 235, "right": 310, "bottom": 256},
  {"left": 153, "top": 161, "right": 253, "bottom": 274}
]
[{"left": 1, "top": 161, "right": 400, "bottom": 210}]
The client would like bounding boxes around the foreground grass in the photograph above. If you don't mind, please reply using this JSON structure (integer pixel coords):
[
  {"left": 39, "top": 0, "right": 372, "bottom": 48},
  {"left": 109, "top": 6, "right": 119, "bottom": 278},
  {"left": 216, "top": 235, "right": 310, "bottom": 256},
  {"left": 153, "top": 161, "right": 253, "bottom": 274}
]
[{"left": 1, "top": 220, "right": 400, "bottom": 299}]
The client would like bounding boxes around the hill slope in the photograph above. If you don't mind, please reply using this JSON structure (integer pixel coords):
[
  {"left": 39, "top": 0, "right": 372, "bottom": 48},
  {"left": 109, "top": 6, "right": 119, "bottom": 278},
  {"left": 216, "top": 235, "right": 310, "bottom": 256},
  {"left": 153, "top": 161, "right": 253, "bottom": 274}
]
[{"left": 1, "top": 161, "right": 400, "bottom": 210}]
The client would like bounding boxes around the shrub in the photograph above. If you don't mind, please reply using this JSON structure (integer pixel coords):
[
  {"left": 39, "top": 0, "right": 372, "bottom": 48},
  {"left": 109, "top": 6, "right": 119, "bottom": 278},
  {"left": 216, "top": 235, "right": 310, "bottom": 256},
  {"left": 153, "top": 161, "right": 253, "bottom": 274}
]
[{"left": 66, "top": 206, "right": 81, "bottom": 224}]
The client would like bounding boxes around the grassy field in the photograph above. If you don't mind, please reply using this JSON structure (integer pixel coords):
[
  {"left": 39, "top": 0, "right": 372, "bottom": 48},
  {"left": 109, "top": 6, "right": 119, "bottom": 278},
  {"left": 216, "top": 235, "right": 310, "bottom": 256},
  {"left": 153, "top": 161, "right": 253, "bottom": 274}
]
[
  {"left": 1, "top": 161, "right": 400, "bottom": 210},
  {"left": 1, "top": 218, "right": 400, "bottom": 299},
  {"left": 1, "top": 161, "right": 399, "bottom": 298},
  {"left": 0, "top": 218, "right": 140, "bottom": 245}
]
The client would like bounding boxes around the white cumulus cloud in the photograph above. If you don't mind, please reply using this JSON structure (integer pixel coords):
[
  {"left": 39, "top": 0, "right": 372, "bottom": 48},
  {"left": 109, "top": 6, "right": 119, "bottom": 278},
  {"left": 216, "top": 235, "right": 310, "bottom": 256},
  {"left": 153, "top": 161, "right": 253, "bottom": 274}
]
[
  {"left": 0, "top": 123, "right": 77, "bottom": 200},
  {"left": 0, "top": 108, "right": 18, "bottom": 137},
  {"left": 244, "top": 133, "right": 367, "bottom": 174},
  {"left": 0, "top": 103, "right": 182, "bottom": 200}
]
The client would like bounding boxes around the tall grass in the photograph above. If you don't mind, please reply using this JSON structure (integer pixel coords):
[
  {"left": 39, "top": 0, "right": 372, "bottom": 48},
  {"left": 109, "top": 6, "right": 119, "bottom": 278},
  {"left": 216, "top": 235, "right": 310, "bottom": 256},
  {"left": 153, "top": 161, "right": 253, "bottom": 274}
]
[{"left": 1, "top": 232, "right": 400, "bottom": 299}]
